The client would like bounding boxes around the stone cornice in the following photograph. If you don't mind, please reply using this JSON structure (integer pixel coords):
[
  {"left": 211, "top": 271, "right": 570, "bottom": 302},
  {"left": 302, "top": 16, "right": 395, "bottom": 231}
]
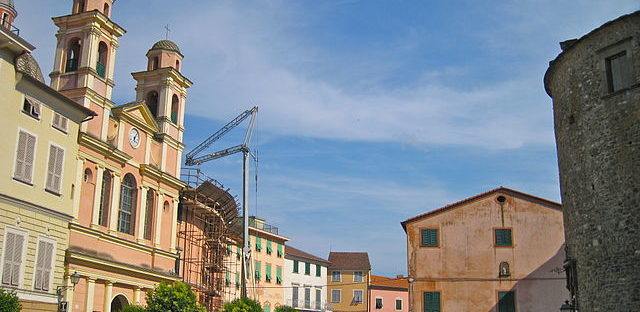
[
  {"left": 78, "top": 132, "right": 131, "bottom": 165},
  {"left": 139, "top": 164, "right": 186, "bottom": 190}
]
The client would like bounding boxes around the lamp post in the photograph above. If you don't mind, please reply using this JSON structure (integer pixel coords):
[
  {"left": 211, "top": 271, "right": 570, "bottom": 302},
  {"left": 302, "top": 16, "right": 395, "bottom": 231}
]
[{"left": 56, "top": 271, "right": 80, "bottom": 312}]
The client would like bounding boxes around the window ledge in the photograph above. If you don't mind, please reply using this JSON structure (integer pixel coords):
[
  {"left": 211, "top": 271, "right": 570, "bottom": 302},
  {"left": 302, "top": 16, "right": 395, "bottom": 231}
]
[
  {"left": 21, "top": 110, "right": 40, "bottom": 121},
  {"left": 601, "top": 83, "right": 640, "bottom": 99},
  {"left": 13, "top": 177, "right": 33, "bottom": 186},
  {"left": 45, "top": 188, "right": 61, "bottom": 196}
]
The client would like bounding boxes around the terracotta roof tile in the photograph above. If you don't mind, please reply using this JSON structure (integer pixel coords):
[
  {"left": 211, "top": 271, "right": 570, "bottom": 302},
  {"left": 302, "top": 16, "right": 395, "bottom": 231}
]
[
  {"left": 328, "top": 252, "right": 371, "bottom": 270},
  {"left": 286, "top": 246, "right": 330, "bottom": 265},
  {"left": 370, "top": 275, "right": 408, "bottom": 290}
]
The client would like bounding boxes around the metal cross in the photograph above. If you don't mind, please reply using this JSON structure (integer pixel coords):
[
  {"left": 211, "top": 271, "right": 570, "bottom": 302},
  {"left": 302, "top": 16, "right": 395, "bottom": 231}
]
[{"left": 164, "top": 24, "right": 171, "bottom": 40}]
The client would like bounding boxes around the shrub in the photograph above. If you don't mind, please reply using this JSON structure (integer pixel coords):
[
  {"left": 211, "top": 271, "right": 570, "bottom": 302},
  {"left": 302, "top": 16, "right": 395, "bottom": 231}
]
[
  {"left": 145, "top": 282, "right": 205, "bottom": 312},
  {"left": 0, "top": 288, "right": 20, "bottom": 312},
  {"left": 223, "top": 297, "right": 262, "bottom": 312},
  {"left": 119, "top": 305, "right": 146, "bottom": 312},
  {"left": 274, "top": 306, "right": 297, "bottom": 312}
]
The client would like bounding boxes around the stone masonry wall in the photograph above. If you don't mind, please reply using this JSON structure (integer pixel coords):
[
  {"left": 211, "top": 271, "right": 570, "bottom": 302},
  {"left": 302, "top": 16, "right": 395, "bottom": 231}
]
[{"left": 544, "top": 11, "right": 640, "bottom": 312}]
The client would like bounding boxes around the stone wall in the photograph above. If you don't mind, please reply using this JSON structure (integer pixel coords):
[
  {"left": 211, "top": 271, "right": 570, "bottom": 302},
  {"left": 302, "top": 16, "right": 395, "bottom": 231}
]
[{"left": 544, "top": 11, "right": 640, "bottom": 311}]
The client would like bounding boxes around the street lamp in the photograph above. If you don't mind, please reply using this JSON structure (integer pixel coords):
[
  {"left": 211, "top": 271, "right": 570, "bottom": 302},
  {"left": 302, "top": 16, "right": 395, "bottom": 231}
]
[
  {"left": 56, "top": 272, "right": 80, "bottom": 304},
  {"left": 560, "top": 300, "right": 575, "bottom": 311}
]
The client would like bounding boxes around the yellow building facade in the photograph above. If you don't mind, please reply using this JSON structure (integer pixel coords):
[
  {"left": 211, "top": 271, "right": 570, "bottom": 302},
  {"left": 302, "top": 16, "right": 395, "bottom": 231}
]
[
  {"left": 0, "top": 9, "right": 95, "bottom": 311},
  {"left": 327, "top": 252, "right": 371, "bottom": 312}
]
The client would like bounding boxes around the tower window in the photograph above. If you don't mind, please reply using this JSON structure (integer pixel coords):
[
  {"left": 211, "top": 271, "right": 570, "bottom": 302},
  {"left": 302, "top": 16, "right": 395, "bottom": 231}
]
[
  {"left": 97, "top": 42, "right": 108, "bottom": 78},
  {"left": 605, "top": 51, "right": 633, "bottom": 93},
  {"left": 146, "top": 91, "right": 159, "bottom": 118},
  {"left": 75, "top": 0, "right": 86, "bottom": 13},
  {"left": 151, "top": 56, "right": 159, "bottom": 70},
  {"left": 2, "top": 13, "right": 10, "bottom": 29},
  {"left": 103, "top": 3, "right": 110, "bottom": 17},
  {"left": 66, "top": 39, "right": 82, "bottom": 73},
  {"left": 175, "top": 60, "right": 180, "bottom": 71},
  {"left": 171, "top": 94, "right": 179, "bottom": 124}
]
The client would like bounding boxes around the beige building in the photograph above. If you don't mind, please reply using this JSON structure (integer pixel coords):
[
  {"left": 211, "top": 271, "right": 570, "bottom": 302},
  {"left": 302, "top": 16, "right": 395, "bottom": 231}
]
[
  {"left": 0, "top": 3, "right": 95, "bottom": 310},
  {"left": 401, "top": 187, "right": 569, "bottom": 312},
  {"left": 327, "top": 252, "right": 371, "bottom": 312}
]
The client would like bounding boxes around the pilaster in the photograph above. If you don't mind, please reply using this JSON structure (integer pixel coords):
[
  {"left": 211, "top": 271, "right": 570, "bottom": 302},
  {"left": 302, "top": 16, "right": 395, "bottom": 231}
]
[
  {"left": 154, "top": 193, "right": 164, "bottom": 248},
  {"left": 108, "top": 174, "right": 121, "bottom": 234},
  {"left": 103, "top": 282, "right": 113, "bottom": 312},
  {"left": 136, "top": 186, "right": 148, "bottom": 242},
  {"left": 91, "top": 166, "right": 105, "bottom": 227},
  {"left": 85, "top": 277, "right": 96, "bottom": 312}
]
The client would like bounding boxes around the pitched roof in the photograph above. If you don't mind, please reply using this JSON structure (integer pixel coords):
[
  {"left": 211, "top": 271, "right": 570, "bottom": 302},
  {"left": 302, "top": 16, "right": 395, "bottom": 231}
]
[
  {"left": 370, "top": 275, "right": 408, "bottom": 290},
  {"left": 286, "top": 246, "right": 330, "bottom": 265},
  {"left": 401, "top": 186, "right": 562, "bottom": 231},
  {"left": 328, "top": 252, "right": 371, "bottom": 270}
]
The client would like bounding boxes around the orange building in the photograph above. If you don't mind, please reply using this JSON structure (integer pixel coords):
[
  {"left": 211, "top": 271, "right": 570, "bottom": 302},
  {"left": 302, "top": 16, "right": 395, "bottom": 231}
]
[
  {"left": 48, "top": 0, "right": 191, "bottom": 310},
  {"left": 401, "top": 187, "right": 569, "bottom": 312}
]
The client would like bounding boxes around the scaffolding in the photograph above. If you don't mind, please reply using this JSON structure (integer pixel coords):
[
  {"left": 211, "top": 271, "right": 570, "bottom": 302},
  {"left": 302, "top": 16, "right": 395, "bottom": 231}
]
[{"left": 178, "top": 168, "right": 244, "bottom": 311}]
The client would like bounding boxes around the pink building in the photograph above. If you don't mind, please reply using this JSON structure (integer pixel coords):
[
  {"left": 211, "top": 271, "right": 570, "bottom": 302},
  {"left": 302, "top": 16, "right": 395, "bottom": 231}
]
[{"left": 368, "top": 275, "right": 408, "bottom": 312}]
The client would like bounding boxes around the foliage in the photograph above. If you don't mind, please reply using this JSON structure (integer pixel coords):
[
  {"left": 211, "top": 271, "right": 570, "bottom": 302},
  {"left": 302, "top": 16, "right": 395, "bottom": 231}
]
[
  {"left": 274, "top": 306, "right": 297, "bottom": 312},
  {"left": 119, "top": 305, "right": 147, "bottom": 312},
  {"left": 222, "top": 297, "right": 262, "bottom": 312},
  {"left": 0, "top": 288, "right": 21, "bottom": 312},
  {"left": 145, "top": 282, "right": 206, "bottom": 312}
]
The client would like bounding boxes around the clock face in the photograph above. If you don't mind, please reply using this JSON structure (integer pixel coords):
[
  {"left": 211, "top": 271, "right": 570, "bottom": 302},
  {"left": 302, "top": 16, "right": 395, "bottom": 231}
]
[{"left": 129, "top": 128, "right": 141, "bottom": 148}]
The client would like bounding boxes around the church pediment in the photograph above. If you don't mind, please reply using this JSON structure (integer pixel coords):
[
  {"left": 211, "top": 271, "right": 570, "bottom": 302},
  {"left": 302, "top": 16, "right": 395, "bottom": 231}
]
[{"left": 112, "top": 101, "right": 159, "bottom": 134}]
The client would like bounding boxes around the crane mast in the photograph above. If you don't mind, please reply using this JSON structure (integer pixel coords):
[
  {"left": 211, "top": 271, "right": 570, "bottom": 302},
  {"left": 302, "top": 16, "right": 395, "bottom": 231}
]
[{"left": 183, "top": 106, "right": 258, "bottom": 299}]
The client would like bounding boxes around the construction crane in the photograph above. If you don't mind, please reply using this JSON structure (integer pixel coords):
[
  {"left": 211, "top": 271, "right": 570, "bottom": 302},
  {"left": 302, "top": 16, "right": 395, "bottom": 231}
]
[{"left": 184, "top": 106, "right": 258, "bottom": 299}]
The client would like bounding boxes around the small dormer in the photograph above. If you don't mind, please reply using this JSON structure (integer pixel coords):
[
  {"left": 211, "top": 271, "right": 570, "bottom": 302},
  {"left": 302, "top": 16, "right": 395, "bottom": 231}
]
[
  {"left": 0, "top": 0, "right": 17, "bottom": 30},
  {"left": 72, "top": 0, "right": 114, "bottom": 18},
  {"left": 146, "top": 40, "right": 183, "bottom": 72}
]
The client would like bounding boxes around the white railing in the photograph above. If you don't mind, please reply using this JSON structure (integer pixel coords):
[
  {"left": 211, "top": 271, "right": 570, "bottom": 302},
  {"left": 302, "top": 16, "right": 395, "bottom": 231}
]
[{"left": 286, "top": 299, "right": 328, "bottom": 311}]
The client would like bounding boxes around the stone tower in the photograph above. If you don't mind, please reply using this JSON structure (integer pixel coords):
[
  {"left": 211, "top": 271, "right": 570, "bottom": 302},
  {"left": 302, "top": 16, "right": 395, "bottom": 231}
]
[{"left": 544, "top": 11, "right": 640, "bottom": 311}]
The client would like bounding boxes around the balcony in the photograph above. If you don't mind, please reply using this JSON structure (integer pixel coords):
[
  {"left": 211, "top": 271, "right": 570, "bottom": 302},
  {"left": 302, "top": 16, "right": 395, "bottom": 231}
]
[
  {"left": 286, "top": 299, "right": 328, "bottom": 311},
  {"left": 249, "top": 217, "right": 279, "bottom": 235}
]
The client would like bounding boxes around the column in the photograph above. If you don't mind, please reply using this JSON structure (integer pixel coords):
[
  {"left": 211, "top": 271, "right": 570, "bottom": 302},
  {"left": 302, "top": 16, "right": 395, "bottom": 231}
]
[
  {"left": 160, "top": 143, "right": 168, "bottom": 172},
  {"left": 72, "top": 159, "right": 85, "bottom": 221},
  {"left": 116, "top": 120, "right": 125, "bottom": 150},
  {"left": 107, "top": 42, "right": 118, "bottom": 81},
  {"left": 103, "top": 282, "right": 113, "bottom": 312},
  {"left": 63, "top": 274, "right": 75, "bottom": 309},
  {"left": 101, "top": 106, "right": 110, "bottom": 141},
  {"left": 154, "top": 193, "right": 164, "bottom": 247},
  {"left": 85, "top": 278, "right": 96, "bottom": 312},
  {"left": 175, "top": 150, "right": 183, "bottom": 178},
  {"left": 133, "top": 287, "right": 142, "bottom": 305},
  {"left": 108, "top": 174, "right": 121, "bottom": 234},
  {"left": 91, "top": 166, "right": 105, "bottom": 227},
  {"left": 170, "top": 199, "right": 178, "bottom": 252},
  {"left": 136, "top": 186, "right": 148, "bottom": 242}
]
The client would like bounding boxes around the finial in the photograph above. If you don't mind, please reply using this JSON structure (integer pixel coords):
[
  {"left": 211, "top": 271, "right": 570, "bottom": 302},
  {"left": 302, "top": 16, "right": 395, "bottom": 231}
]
[{"left": 164, "top": 24, "right": 171, "bottom": 40}]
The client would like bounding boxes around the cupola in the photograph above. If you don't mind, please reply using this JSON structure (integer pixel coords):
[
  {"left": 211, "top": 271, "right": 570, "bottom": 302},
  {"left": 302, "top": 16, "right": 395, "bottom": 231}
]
[{"left": 147, "top": 39, "right": 183, "bottom": 72}]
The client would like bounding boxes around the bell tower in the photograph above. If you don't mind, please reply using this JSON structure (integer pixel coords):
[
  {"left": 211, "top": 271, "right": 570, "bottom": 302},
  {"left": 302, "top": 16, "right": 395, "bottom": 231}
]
[
  {"left": 49, "top": 0, "right": 125, "bottom": 140},
  {"left": 0, "top": 0, "right": 17, "bottom": 31},
  {"left": 132, "top": 40, "right": 192, "bottom": 146}
]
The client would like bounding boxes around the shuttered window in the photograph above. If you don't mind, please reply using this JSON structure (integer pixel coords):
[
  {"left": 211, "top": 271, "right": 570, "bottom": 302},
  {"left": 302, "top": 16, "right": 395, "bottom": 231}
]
[
  {"left": 276, "top": 266, "right": 282, "bottom": 284},
  {"left": 255, "top": 237, "right": 262, "bottom": 251},
  {"left": 421, "top": 229, "right": 438, "bottom": 247},
  {"left": 22, "top": 97, "right": 41, "bottom": 119},
  {"left": 33, "top": 239, "right": 55, "bottom": 291},
  {"left": 292, "top": 286, "right": 299, "bottom": 307},
  {"left": 293, "top": 260, "right": 299, "bottom": 273},
  {"left": 396, "top": 299, "right": 402, "bottom": 310},
  {"left": 1, "top": 229, "right": 26, "bottom": 287},
  {"left": 52, "top": 112, "right": 68, "bottom": 133},
  {"left": 265, "top": 263, "right": 272, "bottom": 282},
  {"left": 331, "top": 289, "right": 341, "bottom": 303},
  {"left": 98, "top": 171, "right": 112, "bottom": 226},
  {"left": 45, "top": 145, "right": 65, "bottom": 194},
  {"left": 235, "top": 272, "right": 240, "bottom": 288},
  {"left": 316, "top": 264, "right": 321, "bottom": 277},
  {"left": 498, "top": 291, "right": 516, "bottom": 312},
  {"left": 304, "top": 287, "right": 311, "bottom": 308},
  {"left": 423, "top": 292, "right": 440, "bottom": 312},
  {"left": 495, "top": 229, "right": 513, "bottom": 247},
  {"left": 254, "top": 261, "right": 261, "bottom": 280},
  {"left": 14, "top": 130, "right": 36, "bottom": 184},
  {"left": 266, "top": 239, "right": 272, "bottom": 254},
  {"left": 277, "top": 243, "right": 283, "bottom": 257},
  {"left": 225, "top": 271, "right": 231, "bottom": 285},
  {"left": 316, "top": 289, "right": 322, "bottom": 310},
  {"left": 305, "top": 262, "right": 311, "bottom": 275},
  {"left": 353, "top": 290, "right": 363, "bottom": 303},
  {"left": 263, "top": 306, "right": 271, "bottom": 312},
  {"left": 118, "top": 174, "right": 137, "bottom": 234},
  {"left": 606, "top": 51, "right": 633, "bottom": 93}
]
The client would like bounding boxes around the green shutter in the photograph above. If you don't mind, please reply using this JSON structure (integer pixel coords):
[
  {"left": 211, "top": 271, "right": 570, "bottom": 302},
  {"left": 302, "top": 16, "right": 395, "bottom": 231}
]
[
  {"left": 235, "top": 272, "right": 240, "bottom": 288},
  {"left": 495, "top": 229, "right": 513, "bottom": 246},
  {"left": 423, "top": 292, "right": 440, "bottom": 312},
  {"left": 305, "top": 262, "right": 311, "bottom": 275},
  {"left": 276, "top": 266, "right": 283, "bottom": 284},
  {"left": 266, "top": 239, "right": 273, "bottom": 254},
  {"left": 226, "top": 245, "right": 232, "bottom": 255},
  {"left": 225, "top": 271, "right": 231, "bottom": 285},
  {"left": 266, "top": 264, "right": 272, "bottom": 282},
  {"left": 421, "top": 229, "right": 438, "bottom": 247},
  {"left": 498, "top": 291, "right": 516, "bottom": 312},
  {"left": 256, "top": 237, "right": 262, "bottom": 251},
  {"left": 264, "top": 306, "right": 271, "bottom": 312},
  {"left": 316, "top": 264, "right": 321, "bottom": 277},
  {"left": 277, "top": 243, "right": 283, "bottom": 257},
  {"left": 255, "top": 261, "right": 261, "bottom": 280},
  {"left": 293, "top": 260, "right": 299, "bottom": 273},
  {"left": 237, "top": 246, "right": 242, "bottom": 260}
]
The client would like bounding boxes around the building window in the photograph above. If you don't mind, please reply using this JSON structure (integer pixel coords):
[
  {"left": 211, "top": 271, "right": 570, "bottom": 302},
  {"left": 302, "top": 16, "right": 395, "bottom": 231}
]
[
  {"left": 98, "top": 170, "right": 112, "bottom": 226},
  {"left": 315, "top": 264, "right": 321, "bottom": 277},
  {"left": 96, "top": 42, "right": 108, "bottom": 78},
  {"left": 103, "top": 3, "right": 110, "bottom": 16},
  {"left": 353, "top": 290, "right": 363, "bottom": 304},
  {"left": 605, "top": 51, "right": 633, "bottom": 93},
  {"left": 304, "top": 262, "right": 311, "bottom": 275},
  {"left": 315, "top": 289, "right": 322, "bottom": 310},
  {"left": 265, "top": 263, "right": 272, "bottom": 282},
  {"left": 171, "top": 94, "right": 179, "bottom": 124},
  {"left": 2, "top": 13, "right": 9, "bottom": 28},
  {"left": 45, "top": 145, "right": 65, "bottom": 194},
  {"left": 13, "top": 130, "right": 36, "bottom": 184},
  {"left": 235, "top": 272, "right": 240, "bottom": 288},
  {"left": 263, "top": 306, "right": 271, "bottom": 312},
  {"left": 331, "top": 289, "right": 341, "bottom": 303},
  {"left": 376, "top": 298, "right": 383, "bottom": 309},
  {"left": 1, "top": 227, "right": 27, "bottom": 287},
  {"left": 151, "top": 56, "right": 159, "bottom": 70},
  {"left": 23, "top": 97, "right": 41, "bottom": 119},
  {"left": 254, "top": 261, "right": 261, "bottom": 281},
  {"left": 144, "top": 189, "right": 155, "bottom": 240},
  {"left": 175, "top": 60, "right": 180, "bottom": 71},
  {"left": 395, "top": 299, "right": 402, "bottom": 310},
  {"left": 292, "top": 285, "right": 299, "bottom": 307},
  {"left": 118, "top": 173, "right": 137, "bottom": 234},
  {"left": 52, "top": 112, "right": 69, "bottom": 133},
  {"left": 354, "top": 271, "right": 363, "bottom": 282},
  {"left": 495, "top": 228, "right": 513, "bottom": 247},
  {"left": 255, "top": 236, "right": 262, "bottom": 252},
  {"left": 499, "top": 261, "right": 511, "bottom": 277},
  {"left": 33, "top": 237, "right": 55, "bottom": 291},
  {"left": 421, "top": 229, "right": 439, "bottom": 247},
  {"left": 83, "top": 168, "right": 92, "bottom": 183},
  {"left": 304, "top": 287, "right": 311, "bottom": 309},
  {"left": 332, "top": 271, "right": 341, "bottom": 282},
  {"left": 293, "top": 260, "right": 299, "bottom": 273},
  {"left": 146, "top": 91, "right": 159, "bottom": 118},
  {"left": 498, "top": 291, "right": 516, "bottom": 312},
  {"left": 65, "top": 38, "right": 82, "bottom": 72},
  {"left": 75, "top": 0, "right": 86, "bottom": 13},
  {"left": 266, "top": 239, "right": 272, "bottom": 254},
  {"left": 276, "top": 266, "right": 282, "bottom": 284},
  {"left": 423, "top": 292, "right": 440, "bottom": 312},
  {"left": 277, "top": 243, "right": 283, "bottom": 257}
]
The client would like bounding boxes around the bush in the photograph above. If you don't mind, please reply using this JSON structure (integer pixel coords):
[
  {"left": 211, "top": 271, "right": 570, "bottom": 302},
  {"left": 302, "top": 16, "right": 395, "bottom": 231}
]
[
  {"left": 145, "top": 282, "right": 205, "bottom": 312},
  {"left": 119, "top": 305, "right": 146, "bottom": 312},
  {"left": 222, "top": 297, "right": 262, "bottom": 312},
  {"left": 0, "top": 288, "right": 20, "bottom": 312},
  {"left": 274, "top": 306, "right": 297, "bottom": 312}
]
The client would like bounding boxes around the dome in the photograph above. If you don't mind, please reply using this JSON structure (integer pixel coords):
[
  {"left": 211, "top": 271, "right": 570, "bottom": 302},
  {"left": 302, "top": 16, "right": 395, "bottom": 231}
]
[
  {"left": 15, "top": 53, "right": 44, "bottom": 83},
  {"left": 0, "top": 0, "right": 17, "bottom": 15},
  {"left": 150, "top": 40, "right": 181, "bottom": 54}
]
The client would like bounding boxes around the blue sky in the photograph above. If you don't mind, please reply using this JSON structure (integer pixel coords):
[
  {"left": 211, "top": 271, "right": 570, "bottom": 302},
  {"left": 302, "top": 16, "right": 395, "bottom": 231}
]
[{"left": 16, "top": 0, "right": 639, "bottom": 276}]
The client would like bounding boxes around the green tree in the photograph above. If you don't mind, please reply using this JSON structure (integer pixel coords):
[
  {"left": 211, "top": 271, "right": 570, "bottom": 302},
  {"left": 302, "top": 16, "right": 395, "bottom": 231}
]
[
  {"left": 222, "top": 297, "right": 262, "bottom": 312},
  {"left": 274, "top": 306, "right": 296, "bottom": 312},
  {"left": 145, "top": 282, "right": 205, "bottom": 312},
  {"left": 0, "top": 288, "right": 21, "bottom": 312},
  {"left": 119, "top": 305, "right": 146, "bottom": 312}
]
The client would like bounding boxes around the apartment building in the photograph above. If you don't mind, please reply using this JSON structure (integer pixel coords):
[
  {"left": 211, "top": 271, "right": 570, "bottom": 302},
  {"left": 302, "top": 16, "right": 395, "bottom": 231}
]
[
  {"left": 285, "top": 245, "right": 330, "bottom": 311},
  {"left": 327, "top": 252, "right": 371, "bottom": 312}
]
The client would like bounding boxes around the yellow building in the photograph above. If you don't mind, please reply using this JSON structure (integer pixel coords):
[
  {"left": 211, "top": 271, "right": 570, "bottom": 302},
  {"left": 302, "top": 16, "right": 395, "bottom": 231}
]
[
  {"left": 0, "top": 6, "right": 95, "bottom": 310},
  {"left": 327, "top": 252, "right": 371, "bottom": 312}
]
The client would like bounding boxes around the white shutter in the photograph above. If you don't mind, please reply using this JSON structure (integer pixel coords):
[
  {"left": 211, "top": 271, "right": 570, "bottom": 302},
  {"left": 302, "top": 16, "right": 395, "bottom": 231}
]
[
  {"left": 52, "top": 113, "right": 69, "bottom": 133},
  {"left": 2, "top": 231, "right": 25, "bottom": 286},
  {"left": 46, "top": 146, "right": 56, "bottom": 191},
  {"left": 46, "top": 145, "right": 64, "bottom": 193},
  {"left": 14, "top": 132, "right": 27, "bottom": 180},
  {"left": 34, "top": 240, "right": 54, "bottom": 291},
  {"left": 34, "top": 241, "right": 45, "bottom": 290},
  {"left": 11, "top": 234, "right": 23, "bottom": 286},
  {"left": 24, "top": 134, "right": 36, "bottom": 182},
  {"left": 1, "top": 232, "right": 15, "bottom": 284}
]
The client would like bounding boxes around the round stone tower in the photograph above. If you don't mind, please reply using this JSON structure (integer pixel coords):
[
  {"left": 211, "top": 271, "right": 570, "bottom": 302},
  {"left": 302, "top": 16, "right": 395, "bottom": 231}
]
[{"left": 544, "top": 11, "right": 640, "bottom": 311}]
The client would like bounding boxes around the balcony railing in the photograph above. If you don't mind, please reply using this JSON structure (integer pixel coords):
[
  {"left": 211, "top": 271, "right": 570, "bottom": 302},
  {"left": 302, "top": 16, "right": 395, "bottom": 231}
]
[
  {"left": 2, "top": 22, "right": 19, "bottom": 35},
  {"left": 249, "top": 218, "right": 279, "bottom": 235},
  {"left": 286, "top": 299, "right": 327, "bottom": 311}
]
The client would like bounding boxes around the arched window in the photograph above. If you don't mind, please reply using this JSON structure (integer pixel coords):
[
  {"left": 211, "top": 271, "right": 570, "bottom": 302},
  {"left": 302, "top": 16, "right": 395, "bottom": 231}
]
[
  {"left": 143, "top": 190, "right": 155, "bottom": 240},
  {"left": 499, "top": 261, "right": 510, "bottom": 277},
  {"left": 97, "top": 42, "right": 108, "bottom": 78},
  {"left": 175, "top": 60, "right": 180, "bottom": 71},
  {"left": 66, "top": 38, "right": 82, "bottom": 72},
  {"left": 75, "top": 0, "right": 86, "bottom": 14},
  {"left": 146, "top": 91, "right": 159, "bottom": 118},
  {"left": 83, "top": 168, "right": 93, "bottom": 183},
  {"left": 118, "top": 173, "right": 137, "bottom": 234},
  {"left": 98, "top": 170, "right": 112, "bottom": 227},
  {"left": 171, "top": 94, "right": 179, "bottom": 124},
  {"left": 103, "top": 3, "right": 110, "bottom": 17},
  {"left": 151, "top": 56, "right": 159, "bottom": 70}
]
